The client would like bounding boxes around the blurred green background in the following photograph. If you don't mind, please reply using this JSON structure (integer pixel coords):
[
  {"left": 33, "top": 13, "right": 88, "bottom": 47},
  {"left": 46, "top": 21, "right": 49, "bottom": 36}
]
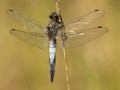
[{"left": 0, "top": 0, "right": 120, "bottom": 90}]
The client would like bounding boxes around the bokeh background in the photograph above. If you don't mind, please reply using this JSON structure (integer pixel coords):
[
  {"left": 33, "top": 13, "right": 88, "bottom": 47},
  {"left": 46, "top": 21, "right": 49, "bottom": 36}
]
[{"left": 0, "top": 0, "right": 120, "bottom": 90}]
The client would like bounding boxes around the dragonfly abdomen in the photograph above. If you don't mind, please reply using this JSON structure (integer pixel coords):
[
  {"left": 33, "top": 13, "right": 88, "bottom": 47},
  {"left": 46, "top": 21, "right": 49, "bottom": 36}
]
[{"left": 49, "top": 39, "right": 56, "bottom": 82}]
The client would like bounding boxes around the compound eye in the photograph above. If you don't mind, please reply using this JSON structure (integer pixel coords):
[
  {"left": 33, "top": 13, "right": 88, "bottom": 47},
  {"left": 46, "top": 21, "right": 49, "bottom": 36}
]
[{"left": 49, "top": 15, "right": 54, "bottom": 19}]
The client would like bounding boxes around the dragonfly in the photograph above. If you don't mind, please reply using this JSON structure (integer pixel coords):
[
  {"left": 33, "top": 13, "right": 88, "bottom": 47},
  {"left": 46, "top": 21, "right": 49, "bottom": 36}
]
[{"left": 7, "top": 9, "right": 108, "bottom": 82}]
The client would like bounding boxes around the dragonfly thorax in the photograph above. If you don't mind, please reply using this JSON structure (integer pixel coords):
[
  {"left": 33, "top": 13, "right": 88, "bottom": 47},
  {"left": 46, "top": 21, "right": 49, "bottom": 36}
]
[{"left": 49, "top": 12, "right": 59, "bottom": 22}]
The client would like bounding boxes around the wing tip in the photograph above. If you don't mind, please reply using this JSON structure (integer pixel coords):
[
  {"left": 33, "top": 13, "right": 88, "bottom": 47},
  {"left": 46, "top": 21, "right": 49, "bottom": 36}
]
[
  {"left": 94, "top": 9, "right": 104, "bottom": 15},
  {"left": 10, "top": 29, "right": 16, "bottom": 32},
  {"left": 7, "top": 9, "right": 15, "bottom": 15},
  {"left": 9, "top": 29, "right": 18, "bottom": 35},
  {"left": 94, "top": 9, "right": 104, "bottom": 12},
  {"left": 97, "top": 26, "right": 108, "bottom": 32}
]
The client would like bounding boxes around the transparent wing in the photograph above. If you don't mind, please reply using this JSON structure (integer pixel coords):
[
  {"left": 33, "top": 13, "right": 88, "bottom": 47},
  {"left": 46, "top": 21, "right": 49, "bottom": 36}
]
[
  {"left": 7, "top": 9, "right": 47, "bottom": 33},
  {"left": 65, "top": 9, "right": 104, "bottom": 32},
  {"left": 10, "top": 29, "right": 49, "bottom": 49},
  {"left": 57, "top": 26, "right": 108, "bottom": 48},
  {"left": 8, "top": 9, "right": 49, "bottom": 49}
]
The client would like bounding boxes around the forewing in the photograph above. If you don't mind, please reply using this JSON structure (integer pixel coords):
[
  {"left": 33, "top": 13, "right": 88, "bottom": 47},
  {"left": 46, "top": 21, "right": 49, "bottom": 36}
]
[
  {"left": 10, "top": 29, "right": 49, "bottom": 49},
  {"left": 7, "top": 9, "right": 47, "bottom": 33},
  {"left": 57, "top": 26, "right": 108, "bottom": 48},
  {"left": 65, "top": 9, "right": 104, "bottom": 32}
]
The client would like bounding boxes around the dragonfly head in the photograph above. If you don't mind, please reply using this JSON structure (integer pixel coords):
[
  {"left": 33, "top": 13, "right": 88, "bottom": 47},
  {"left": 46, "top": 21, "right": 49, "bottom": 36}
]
[{"left": 49, "top": 12, "right": 59, "bottom": 22}]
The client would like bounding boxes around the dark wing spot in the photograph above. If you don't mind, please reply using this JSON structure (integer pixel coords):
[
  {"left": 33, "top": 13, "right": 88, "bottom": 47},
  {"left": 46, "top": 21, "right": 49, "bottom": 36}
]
[
  {"left": 97, "top": 26, "right": 103, "bottom": 28},
  {"left": 94, "top": 9, "right": 99, "bottom": 12},
  {"left": 12, "top": 29, "right": 16, "bottom": 31},
  {"left": 9, "top": 9, "right": 14, "bottom": 12}
]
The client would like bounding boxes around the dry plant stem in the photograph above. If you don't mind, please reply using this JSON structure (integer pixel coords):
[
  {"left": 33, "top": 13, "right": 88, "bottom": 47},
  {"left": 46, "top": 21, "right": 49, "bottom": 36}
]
[
  {"left": 55, "top": 0, "right": 71, "bottom": 90},
  {"left": 63, "top": 47, "right": 71, "bottom": 90}
]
